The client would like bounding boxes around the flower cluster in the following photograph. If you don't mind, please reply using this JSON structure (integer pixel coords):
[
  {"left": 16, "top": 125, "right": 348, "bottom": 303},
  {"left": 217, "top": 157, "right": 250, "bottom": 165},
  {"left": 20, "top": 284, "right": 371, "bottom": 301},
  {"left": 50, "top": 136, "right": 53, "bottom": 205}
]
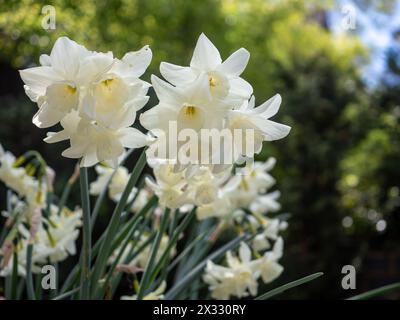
[
  {"left": 1, "top": 204, "right": 81, "bottom": 277},
  {"left": 146, "top": 157, "right": 284, "bottom": 222},
  {"left": 0, "top": 145, "right": 46, "bottom": 210},
  {"left": 203, "top": 240, "right": 283, "bottom": 299},
  {"left": 20, "top": 37, "right": 152, "bottom": 167},
  {"left": 141, "top": 33, "right": 290, "bottom": 171},
  {"left": 0, "top": 146, "right": 81, "bottom": 277},
  {"left": 8, "top": 34, "right": 293, "bottom": 300}
]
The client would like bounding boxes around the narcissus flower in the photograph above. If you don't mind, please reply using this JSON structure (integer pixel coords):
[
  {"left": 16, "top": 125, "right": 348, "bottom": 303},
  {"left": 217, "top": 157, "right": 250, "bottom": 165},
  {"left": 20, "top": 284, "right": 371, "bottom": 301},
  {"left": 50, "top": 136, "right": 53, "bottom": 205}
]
[
  {"left": 0, "top": 145, "right": 47, "bottom": 209},
  {"left": 141, "top": 33, "right": 290, "bottom": 170},
  {"left": 203, "top": 239, "right": 284, "bottom": 299},
  {"left": 258, "top": 237, "right": 284, "bottom": 284},
  {"left": 160, "top": 33, "right": 252, "bottom": 101},
  {"left": 90, "top": 164, "right": 136, "bottom": 202},
  {"left": 20, "top": 36, "right": 152, "bottom": 167},
  {"left": 203, "top": 242, "right": 261, "bottom": 299},
  {"left": 0, "top": 204, "right": 82, "bottom": 276},
  {"left": 228, "top": 95, "right": 291, "bottom": 158}
]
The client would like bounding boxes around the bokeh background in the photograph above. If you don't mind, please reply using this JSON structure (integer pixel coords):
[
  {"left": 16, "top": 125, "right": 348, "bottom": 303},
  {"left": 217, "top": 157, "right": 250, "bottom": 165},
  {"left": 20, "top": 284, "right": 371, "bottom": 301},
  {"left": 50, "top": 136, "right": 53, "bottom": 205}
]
[{"left": 1, "top": 0, "right": 400, "bottom": 299}]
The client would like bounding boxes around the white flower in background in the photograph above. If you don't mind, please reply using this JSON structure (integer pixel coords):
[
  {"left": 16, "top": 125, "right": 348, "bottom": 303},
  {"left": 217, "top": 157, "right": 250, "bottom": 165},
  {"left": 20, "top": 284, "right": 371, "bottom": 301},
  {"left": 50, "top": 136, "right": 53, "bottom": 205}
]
[
  {"left": 33, "top": 205, "right": 82, "bottom": 263},
  {"left": 226, "top": 159, "right": 277, "bottom": 209},
  {"left": 203, "top": 239, "right": 285, "bottom": 299},
  {"left": 0, "top": 240, "right": 33, "bottom": 277},
  {"left": 228, "top": 95, "right": 291, "bottom": 158},
  {"left": 0, "top": 145, "right": 45, "bottom": 209},
  {"left": 249, "top": 190, "right": 281, "bottom": 215},
  {"left": 0, "top": 205, "right": 82, "bottom": 276},
  {"left": 237, "top": 158, "right": 277, "bottom": 192},
  {"left": 160, "top": 33, "right": 252, "bottom": 101},
  {"left": 258, "top": 237, "right": 284, "bottom": 284},
  {"left": 20, "top": 37, "right": 91, "bottom": 128},
  {"left": 145, "top": 163, "right": 190, "bottom": 209},
  {"left": 20, "top": 36, "right": 152, "bottom": 167},
  {"left": 203, "top": 242, "right": 261, "bottom": 299},
  {"left": 186, "top": 166, "right": 231, "bottom": 206},
  {"left": 90, "top": 165, "right": 134, "bottom": 202},
  {"left": 131, "top": 188, "right": 152, "bottom": 213},
  {"left": 146, "top": 163, "right": 236, "bottom": 211},
  {"left": 121, "top": 281, "right": 166, "bottom": 300},
  {"left": 251, "top": 218, "right": 287, "bottom": 252},
  {"left": 196, "top": 193, "right": 233, "bottom": 220}
]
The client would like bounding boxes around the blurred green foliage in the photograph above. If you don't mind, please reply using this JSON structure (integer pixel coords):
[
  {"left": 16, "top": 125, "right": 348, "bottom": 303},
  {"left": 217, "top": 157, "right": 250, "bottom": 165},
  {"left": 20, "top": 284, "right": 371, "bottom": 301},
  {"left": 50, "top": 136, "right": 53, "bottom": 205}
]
[{"left": 0, "top": 0, "right": 399, "bottom": 298}]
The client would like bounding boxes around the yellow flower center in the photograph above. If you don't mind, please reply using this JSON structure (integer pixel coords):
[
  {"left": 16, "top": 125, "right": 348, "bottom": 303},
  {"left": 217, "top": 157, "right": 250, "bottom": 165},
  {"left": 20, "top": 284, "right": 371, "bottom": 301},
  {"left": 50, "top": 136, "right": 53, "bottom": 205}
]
[
  {"left": 183, "top": 105, "right": 197, "bottom": 117},
  {"left": 101, "top": 78, "right": 114, "bottom": 89},
  {"left": 209, "top": 76, "right": 217, "bottom": 87},
  {"left": 66, "top": 85, "right": 77, "bottom": 94}
]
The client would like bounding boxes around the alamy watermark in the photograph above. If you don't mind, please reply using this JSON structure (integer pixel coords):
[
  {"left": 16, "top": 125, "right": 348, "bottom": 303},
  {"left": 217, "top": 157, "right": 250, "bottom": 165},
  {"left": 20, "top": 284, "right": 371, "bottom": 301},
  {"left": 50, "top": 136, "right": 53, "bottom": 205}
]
[
  {"left": 341, "top": 265, "right": 356, "bottom": 290},
  {"left": 341, "top": 4, "right": 357, "bottom": 31},
  {"left": 41, "top": 265, "right": 57, "bottom": 290},
  {"left": 146, "top": 120, "right": 257, "bottom": 171},
  {"left": 41, "top": 5, "right": 56, "bottom": 31}
]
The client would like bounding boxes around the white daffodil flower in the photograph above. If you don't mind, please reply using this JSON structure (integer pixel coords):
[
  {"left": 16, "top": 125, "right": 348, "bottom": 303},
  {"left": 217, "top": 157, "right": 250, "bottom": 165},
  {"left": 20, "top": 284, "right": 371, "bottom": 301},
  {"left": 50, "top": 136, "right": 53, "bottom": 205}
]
[
  {"left": 0, "top": 205, "right": 82, "bottom": 277},
  {"left": 0, "top": 240, "right": 33, "bottom": 277},
  {"left": 90, "top": 165, "right": 136, "bottom": 202},
  {"left": 141, "top": 74, "right": 231, "bottom": 133},
  {"left": 0, "top": 147, "right": 38, "bottom": 201},
  {"left": 81, "top": 46, "right": 152, "bottom": 129},
  {"left": 257, "top": 237, "right": 284, "bottom": 284},
  {"left": 145, "top": 163, "right": 189, "bottom": 209},
  {"left": 251, "top": 218, "right": 287, "bottom": 252},
  {"left": 33, "top": 205, "right": 82, "bottom": 264},
  {"left": 203, "top": 242, "right": 261, "bottom": 299},
  {"left": 186, "top": 166, "right": 231, "bottom": 206},
  {"left": 249, "top": 190, "right": 282, "bottom": 214},
  {"left": 20, "top": 36, "right": 152, "bottom": 167},
  {"left": 20, "top": 37, "right": 92, "bottom": 128},
  {"left": 228, "top": 95, "right": 291, "bottom": 158},
  {"left": 0, "top": 145, "right": 46, "bottom": 210},
  {"left": 61, "top": 119, "right": 148, "bottom": 167},
  {"left": 131, "top": 188, "right": 152, "bottom": 213},
  {"left": 160, "top": 33, "right": 252, "bottom": 101}
]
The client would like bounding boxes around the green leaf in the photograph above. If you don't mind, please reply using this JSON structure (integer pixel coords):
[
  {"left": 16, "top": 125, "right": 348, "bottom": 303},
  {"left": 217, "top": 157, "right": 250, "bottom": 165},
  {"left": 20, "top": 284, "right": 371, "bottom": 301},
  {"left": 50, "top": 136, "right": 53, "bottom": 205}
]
[
  {"left": 89, "top": 149, "right": 147, "bottom": 296},
  {"left": 137, "top": 208, "right": 170, "bottom": 299},
  {"left": 167, "top": 231, "right": 208, "bottom": 274},
  {"left": 90, "top": 150, "right": 133, "bottom": 230},
  {"left": 255, "top": 272, "right": 324, "bottom": 300},
  {"left": 149, "top": 207, "right": 197, "bottom": 284},
  {"left": 79, "top": 166, "right": 91, "bottom": 299},
  {"left": 99, "top": 216, "right": 143, "bottom": 297},
  {"left": 52, "top": 287, "right": 80, "bottom": 300},
  {"left": 26, "top": 243, "right": 36, "bottom": 300},
  {"left": 347, "top": 282, "right": 400, "bottom": 300}
]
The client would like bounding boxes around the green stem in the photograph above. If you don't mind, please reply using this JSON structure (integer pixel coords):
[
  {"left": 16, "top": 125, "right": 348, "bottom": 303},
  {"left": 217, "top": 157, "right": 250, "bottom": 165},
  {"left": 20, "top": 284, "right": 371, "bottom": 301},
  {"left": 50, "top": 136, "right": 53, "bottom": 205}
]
[
  {"left": 89, "top": 150, "right": 147, "bottom": 295},
  {"left": 26, "top": 244, "right": 36, "bottom": 300},
  {"left": 137, "top": 208, "right": 170, "bottom": 300},
  {"left": 79, "top": 167, "right": 91, "bottom": 299},
  {"left": 11, "top": 251, "right": 18, "bottom": 299}
]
